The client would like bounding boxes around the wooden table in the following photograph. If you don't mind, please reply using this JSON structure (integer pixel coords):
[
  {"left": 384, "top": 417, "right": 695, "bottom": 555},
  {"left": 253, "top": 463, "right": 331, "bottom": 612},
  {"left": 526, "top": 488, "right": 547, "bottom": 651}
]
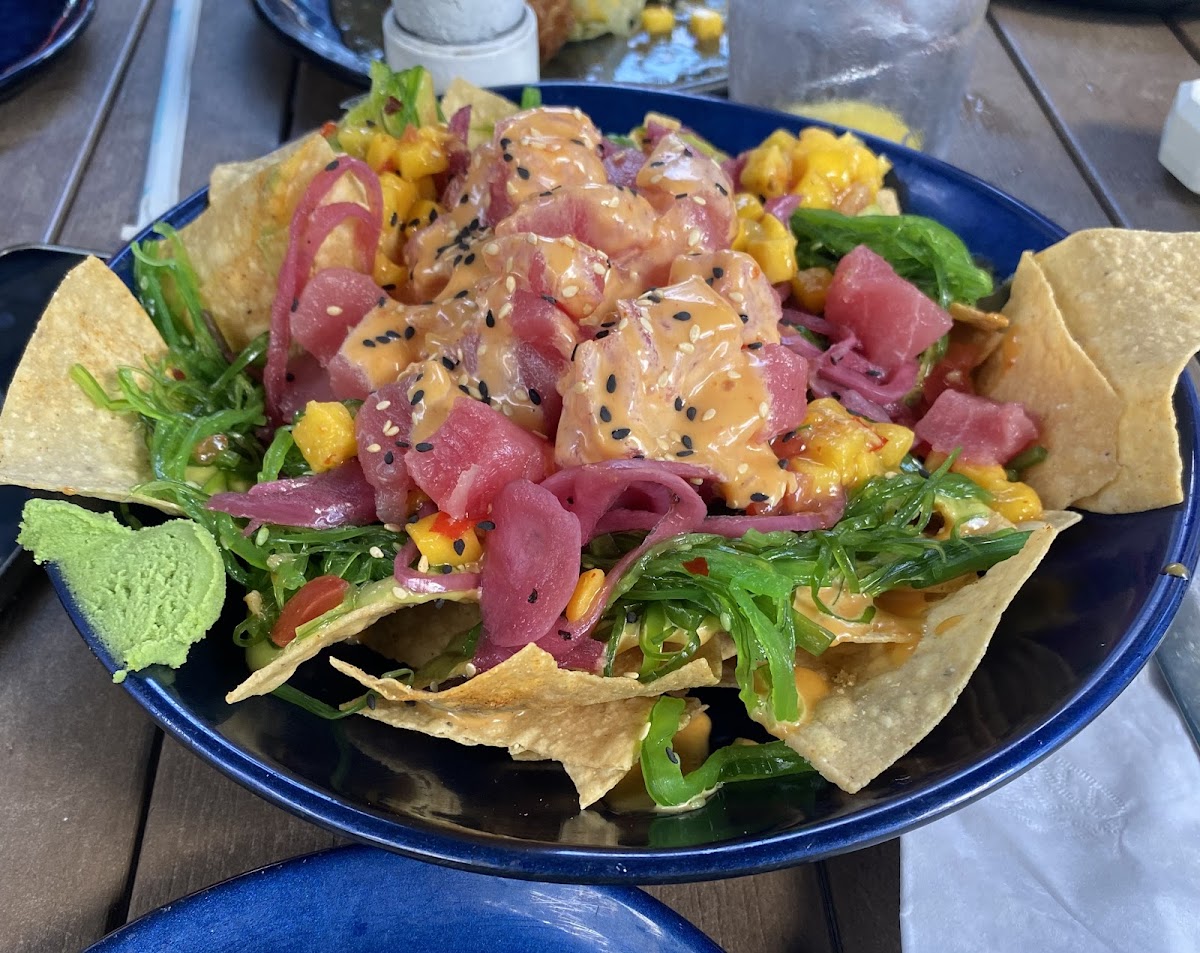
[{"left": 2, "top": 2, "right": 1198, "bottom": 950}]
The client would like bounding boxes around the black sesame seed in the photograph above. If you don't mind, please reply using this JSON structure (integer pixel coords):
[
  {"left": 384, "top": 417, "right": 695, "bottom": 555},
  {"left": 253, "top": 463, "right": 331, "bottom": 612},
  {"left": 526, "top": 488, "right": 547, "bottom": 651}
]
[
  {"left": 430, "top": 208, "right": 439, "bottom": 221},
  {"left": 751, "top": 492, "right": 769, "bottom": 502},
  {"left": 290, "top": 297, "right": 299, "bottom": 312},
  {"left": 440, "top": 565, "right": 453, "bottom": 574},
  {"left": 404, "top": 326, "right": 415, "bottom": 339},
  {"left": 674, "top": 396, "right": 684, "bottom": 411},
  {"left": 377, "top": 296, "right": 387, "bottom": 308},
  {"left": 458, "top": 384, "right": 472, "bottom": 395},
  {"left": 324, "top": 159, "right": 339, "bottom": 171},
  {"left": 528, "top": 388, "right": 542, "bottom": 405},
  {"left": 594, "top": 330, "right": 610, "bottom": 340},
  {"left": 611, "top": 427, "right": 631, "bottom": 439},
  {"left": 571, "top": 138, "right": 585, "bottom": 146},
  {"left": 411, "top": 389, "right": 424, "bottom": 405},
  {"left": 383, "top": 451, "right": 394, "bottom": 465},
  {"left": 673, "top": 310, "right": 691, "bottom": 321},
  {"left": 683, "top": 147, "right": 694, "bottom": 158},
  {"left": 362, "top": 339, "right": 376, "bottom": 348},
  {"left": 676, "top": 449, "right": 695, "bottom": 457},
  {"left": 415, "top": 442, "right": 434, "bottom": 452},
  {"left": 778, "top": 458, "right": 789, "bottom": 469},
  {"left": 386, "top": 329, "right": 402, "bottom": 339},
  {"left": 500, "top": 137, "right": 511, "bottom": 149},
  {"left": 866, "top": 368, "right": 883, "bottom": 378},
  {"left": 382, "top": 283, "right": 396, "bottom": 291},
  {"left": 390, "top": 211, "right": 399, "bottom": 227},
  {"left": 559, "top": 629, "right": 573, "bottom": 640},
  {"left": 681, "top": 435, "right": 693, "bottom": 449},
  {"left": 527, "top": 589, "right": 539, "bottom": 603},
  {"left": 516, "top": 166, "right": 531, "bottom": 180},
  {"left": 453, "top": 538, "right": 466, "bottom": 556},
  {"left": 396, "top": 440, "right": 410, "bottom": 449},
  {"left": 477, "top": 520, "right": 495, "bottom": 531},
  {"left": 712, "top": 266, "right": 725, "bottom": 279},
  {"left": 464, "top": 253, "right": 475, "bottom": 265},
  {"left": 485, "top": 310, "right": 495, "bottom": 328},
  {"left": 454, "top": 289, "right": 469, "bottom": 299},
  {"left": 367, "top": 695, "right": 377, "bottom": 710},
  {"left": 632, "top": 452, "right": 645, "bottom": 459},
  {"left": 606, "top": 374, "right": 617, "bottom": 394},
  {"left": 739, "top": 313, "right": 749, "bottom": 324},
  {"left": 408, "top": 218, "right": 420, "bottom": 228},
  {"left": 625, "top": 609, "right": 638, "bottom": 624},
  {"left": 650, "top": 160, "right": 665, "bottom": 168},
  {"left": 782, "top": 430, "right": 797, "bottom": 442},
  {"left": 748, "top": 341, "right": 764, "bottom": 350},
  {"left": 453, "top": 254, "right": 463, "bottom": 266},
  {"left": 665, "top": 747, "right": 680, "bottom": 765},
  {"left": 503, "top": 152, "right": 514, "bottom": 162},
  {"left": 600, "top": 405, "right": 612, "bottom": 423},
  {"left": 442, "top": 356, "right": 457, "bottom": 370},
  {"left": 469, "top": 217, "right": 480, "bottom": 231},
  {"left": 478, "top": 380, "right": 490, "bottom": 402},
  {"left": 433, "top": 598, "right": 445, "bottom": 609},
  {"left": 715, "top": 182, "right": 728, "bottom": 196},
  {"left": 686, "top": 406, "right": 697, "bottom": 421},
  {"left": 374, "top": 334, "right": 390, "bottom": 345},
  {"left": 541, "top": 294, "right": 556, "bottom": 303},
  {"left": 285, "top": 372, "right": 295, "bottom": 382},
  {"left": 674, "top": 192, "right": 688, "bottom": 200}
]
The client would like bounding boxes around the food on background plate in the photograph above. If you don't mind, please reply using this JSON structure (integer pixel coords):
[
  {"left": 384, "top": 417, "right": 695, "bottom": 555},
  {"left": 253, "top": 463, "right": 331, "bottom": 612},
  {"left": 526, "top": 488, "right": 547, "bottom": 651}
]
[{"left": 2, "top": 65, "right": 1198, "bottom": 812}]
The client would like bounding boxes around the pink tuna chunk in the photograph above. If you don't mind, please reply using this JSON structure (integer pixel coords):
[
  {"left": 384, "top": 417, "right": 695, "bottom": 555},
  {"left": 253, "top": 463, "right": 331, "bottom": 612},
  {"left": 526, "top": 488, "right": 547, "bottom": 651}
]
[{"left": 914, "top": 389, "right": 1039, "bottom": 466}]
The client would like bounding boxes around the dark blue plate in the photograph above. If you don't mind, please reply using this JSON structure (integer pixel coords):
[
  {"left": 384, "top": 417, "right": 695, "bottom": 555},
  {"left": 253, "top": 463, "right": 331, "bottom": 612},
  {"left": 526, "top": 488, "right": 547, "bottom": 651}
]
[
  {"left": 0, "top": 0, "right": 96, "bottom": 98},
  {"left": 0, "top": 245, "right": 93, "bottom": 606},
  {"left": 252, "top": 0, "right": 729, "bottom": 91},
  {"left": 85, "top": 845, "right": 722, "bottom": 951},
  {"left": 46, "top": 85, "right": 1200, "bottom": 882}
]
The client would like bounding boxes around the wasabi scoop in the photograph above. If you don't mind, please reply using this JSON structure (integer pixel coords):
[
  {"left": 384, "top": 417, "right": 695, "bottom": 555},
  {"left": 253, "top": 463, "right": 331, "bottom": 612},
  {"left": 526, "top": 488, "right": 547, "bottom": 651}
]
[{"left": 18, "top": 499, "right": 225, "bottom": 682}]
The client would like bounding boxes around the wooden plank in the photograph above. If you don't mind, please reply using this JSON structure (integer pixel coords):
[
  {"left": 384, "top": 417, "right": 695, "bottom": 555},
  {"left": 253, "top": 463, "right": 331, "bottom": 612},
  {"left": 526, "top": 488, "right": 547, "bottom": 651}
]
[
  {"left": 0, "top": 0, "right": 152, "bottom": 246},
  {"left": 288, "top": 60, "right": 361, "bottom": 138},
  {"left": 822, "top": 842, "right": 902, "bottom": 953},
  {"left": 941, "top": 21, "right": 1109, "bottom": 233},
  {"left": 991, "top": 0, "right": 1200, "bottom": 231},
  {"left": 57, "top": 0, "right": 294, "bottom": 255},
  {"left": 0, "top": 579, "right": 159, "bottom": 953},
  {"left": 647, "top": 869, "right": 835, "bottom": 953},
  {"left": 126, "top": 739, "right": 343, "bottom": 919}
]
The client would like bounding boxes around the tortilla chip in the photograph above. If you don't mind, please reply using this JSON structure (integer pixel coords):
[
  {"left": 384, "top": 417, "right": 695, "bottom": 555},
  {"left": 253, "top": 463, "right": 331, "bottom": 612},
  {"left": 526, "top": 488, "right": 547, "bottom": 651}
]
[
  {"left": 439, "top": 78, "right": 519, "bottom": 149},
  {"left": 224, "top": 579, "right": 479, "bottom": 703},
  {"left": 0, "top": 257, "right": 178, "bottom": 512},
  {"left": 1032, "top": 230, "right": 1200, "bottom": 513},
  {"left": 331, "top": 640, "right": 721, "bottom": 712},
  {"left": 760, "top": 511, "right": 1079, "bottom": 793},
  {"left": 360, "top": 695, "right": 678, "bottom": 808},
  {"left": 180, "top": 133, "right": 366, "bottom": 352},
  {"left": 355, "top": 598, "right": 481, "bottom": 670},
  {"left": 976, "top": 252, "right": 1122, "bottom": 509}
]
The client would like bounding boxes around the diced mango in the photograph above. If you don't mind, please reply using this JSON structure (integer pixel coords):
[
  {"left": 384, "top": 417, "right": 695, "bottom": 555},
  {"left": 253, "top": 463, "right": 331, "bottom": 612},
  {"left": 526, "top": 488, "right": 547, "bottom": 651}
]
[
  {"left": 406, "top": 199, "right": 442, "bottom": 230},
  {"left": 380, "top": 172, "right": 419, "bottom": 227},
  {"left": 396, "top": 136, "right": 448, "bottom": 180},
  {"left": 293, "top": 401, "right": 358, "bottom": 473},
  {"left": 366, "top": 132, "right": 397, "bottom": 173},
  {"left": 789, "top": 398, "right": 917, "bottom": 488},
  {"left": 790, "top": 266, "right": 833, "bottom": 314},
  {"left": 731, "top": 217, "right": 763, "bottom": 252},
  {"left": 565, "top": 568, "right": 606, "bottom": 622},
  {"left": 407, "top": 512, "right": 483, "bottom": 567},
  {"left": 641, "top": 4, "right": 675, "bottom": 34},
  {"left": 953, "top": 462, "right": 1044, "bottom": 523},
  {"left": 740, "top": 143, "right": 790, "bottom": 198},
  {"left": 688, "top": 8, "right": 724, "bottom": 42},
  {"left": 734, "top": 191, "right": 765, "bottom": 220},
  {"left": 373, "top": 252, "right": 408, "bottom": 290},
  {"left": 745, "top": 235, "right": 797, "bottom": 283}
]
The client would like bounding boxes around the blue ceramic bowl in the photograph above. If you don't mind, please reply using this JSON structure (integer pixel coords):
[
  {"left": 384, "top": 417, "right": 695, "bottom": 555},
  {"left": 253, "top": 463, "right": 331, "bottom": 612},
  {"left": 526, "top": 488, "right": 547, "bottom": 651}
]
[
  {"left": 51, "top": 86, "right": 1200, "bottom": 883},
  {"left": 86, "top": 845, "right": 721, "bottom": 952},
  {"left": 0, "top": 0, "right": 96, "bottom": 99}
]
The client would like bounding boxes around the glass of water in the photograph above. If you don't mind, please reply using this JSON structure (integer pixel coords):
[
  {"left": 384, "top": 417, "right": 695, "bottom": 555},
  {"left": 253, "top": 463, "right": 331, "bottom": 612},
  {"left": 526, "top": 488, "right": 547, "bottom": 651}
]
[{"left": 727, "top": 0, "right": 989, "bottom": 154}]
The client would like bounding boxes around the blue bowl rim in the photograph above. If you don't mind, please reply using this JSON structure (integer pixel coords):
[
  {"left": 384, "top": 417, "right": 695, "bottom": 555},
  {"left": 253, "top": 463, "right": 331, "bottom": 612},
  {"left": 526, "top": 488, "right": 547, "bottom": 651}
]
[
  {"left": 0, "top": 0, "right": 97, "bottom": 96},
  {"left": 52, "top": 82, "right": 1200, "bottom": 883}
]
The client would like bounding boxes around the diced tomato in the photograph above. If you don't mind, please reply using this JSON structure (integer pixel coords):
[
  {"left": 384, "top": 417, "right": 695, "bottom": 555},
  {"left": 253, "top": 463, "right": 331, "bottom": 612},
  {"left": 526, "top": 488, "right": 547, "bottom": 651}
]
[
  {"left": 431, "top": 511, "right": 475, "bottom": 538},
  {"left": 270, "top": 575, "right": 352, "bottom": 647},
  {"left": 923, "top": 339, "right": 983, "bottom": 405},
  {"left": 682, "top": 557, "right": 710, "bottom": 576}
]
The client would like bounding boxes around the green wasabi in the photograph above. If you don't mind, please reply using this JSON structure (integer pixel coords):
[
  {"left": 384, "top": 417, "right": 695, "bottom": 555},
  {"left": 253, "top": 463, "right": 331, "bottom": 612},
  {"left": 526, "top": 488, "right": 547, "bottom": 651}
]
[{"left": 18, "top": 499, "right": 225, "bottom": 682}]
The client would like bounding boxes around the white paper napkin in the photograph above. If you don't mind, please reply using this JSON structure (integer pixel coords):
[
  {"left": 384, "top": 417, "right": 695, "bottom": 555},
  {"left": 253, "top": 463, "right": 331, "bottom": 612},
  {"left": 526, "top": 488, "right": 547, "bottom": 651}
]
[{"left": 901, "top": 587, "right": 1200, "bottom": 953}]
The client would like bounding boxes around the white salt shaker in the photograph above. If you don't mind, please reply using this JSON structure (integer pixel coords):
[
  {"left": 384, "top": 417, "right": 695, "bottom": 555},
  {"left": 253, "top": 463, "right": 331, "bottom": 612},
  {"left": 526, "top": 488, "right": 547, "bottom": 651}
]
[
  {"left": 1159, "top": 80, "right": 1200, "bottom": 195},
  {"left": 384, "top": 0, "right": 539, "bottom": 94}
]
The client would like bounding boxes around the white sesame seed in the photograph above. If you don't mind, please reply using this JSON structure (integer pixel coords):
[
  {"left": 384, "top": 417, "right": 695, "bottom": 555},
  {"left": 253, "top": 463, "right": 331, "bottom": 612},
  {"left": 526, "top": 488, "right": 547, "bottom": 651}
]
[
  {"left": 392, "top": 586, "right": 410, "bottom": 599},
  {"left": 526, "top": 233, "right": 538, "bottom": 245},
  {"left": 650, "top": 173, "right": 663, "bottom": 184},
  {"left": 693, "top": 195, "right": 707, "bottom": 206},
  {"left": 375, "top": 400, "right": 391, "bottom": 410},
  {"left": 483, "top": 241, "right": 499, "bottom": 255},
  {"left": 383, "top": 523, "right": 401, "bottom": 532},
  {"left": 477, "top": 344, "right": 488, "bottom": 357},
  {"left": 383, "top": 423, "right": 399, "bottom": 436},
  {"left": 729, "top": 291, "right": 745, "bottom": 303},
  {"left": 759, "top": 401, "right": 770, "bottom": 419},
  {"left": 561, "top": 285, "right": 578, "bottom": 298},
  {"left": 592, "top": 262, "right": 606, "bottom": 275},
  {"left": 690, "top": 477, "right": 704, "bottom": 486},
  {"left": 499, "top": 302, "right": 513, "bottom": 319},
  {"left": 505, "top": 276, "right": 516, "bottom": 293},
  {"left": 366, "top": 443, "right": 382, "bottom": 452},
  {"left": 369, "top": 546, "right": 385, "bottom": 559},
  {"left": 728, "top": 370, "right": 742, "bottom": 380},
  {"left": 562, "top": 236, "right": 576, "bottom": 248},
  {"left": 656, "top": 370, "right": 671, "bottom": 388},
  {"left": 687, "top": 229, "right": 702, "bottom": 247},
  {"left": 326, "top": 305, "right": 343, "bottom": 316},
  {"left": 679, "top": 341, "right": 695, "bottom": 354},
  {"left": 689, "top": 325, "right": 701, "bottom": 343},
  {"left": 462, "top": 662, "right": 478, "bottom": 677},
  {"left": 702, "top": 408, "right": 717, "bottom": 421},
  {"left": 737, "top": 463, "right": 749, "bottom": 475},
  {"left": 574, "top": 381, "right": 589, "bottom": 393}
]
